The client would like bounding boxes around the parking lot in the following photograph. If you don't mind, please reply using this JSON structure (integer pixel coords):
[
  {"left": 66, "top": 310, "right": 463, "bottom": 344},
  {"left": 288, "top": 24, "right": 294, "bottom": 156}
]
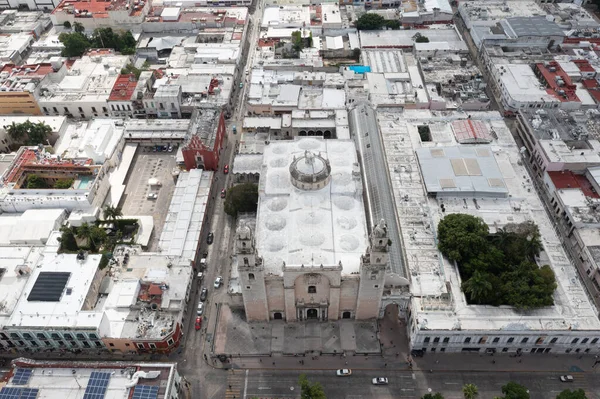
[{"left": 119, "top": 147, "right": 178, "bottom": 251}]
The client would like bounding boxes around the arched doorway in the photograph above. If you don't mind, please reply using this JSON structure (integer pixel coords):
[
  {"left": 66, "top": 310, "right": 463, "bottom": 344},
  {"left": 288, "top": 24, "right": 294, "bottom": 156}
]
[
  {"left": 273, "top": 312, "right": 282, "bottom": 320},
  {"left": 306, "top": 308, "right": 318, "bottom": 319},
  {"left": 342, "top": 311, "right": 351, "bottom": 319},
  {"left": 299, "top": 131, "right": 307, "bottom": 136}
]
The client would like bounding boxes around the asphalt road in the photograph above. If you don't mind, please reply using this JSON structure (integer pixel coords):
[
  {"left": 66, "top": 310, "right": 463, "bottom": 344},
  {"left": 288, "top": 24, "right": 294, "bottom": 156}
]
[{"left": 235, "top": 369, "right": 596, "bottom": 399}]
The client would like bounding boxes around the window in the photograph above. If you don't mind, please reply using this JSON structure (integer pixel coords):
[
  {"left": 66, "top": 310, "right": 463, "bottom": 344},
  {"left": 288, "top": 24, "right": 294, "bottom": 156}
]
[
  {"left": 424, "top": 337, "right": 430, "bottom": 343},
  {"left": 50, "top": 333, "right": 60, "bottom": 340},
  {"left": 57, "top": 340, "right": 65, "bottom": 347},
  {"left": 82, "top": 341, "right": 90, "bottom": 348},
  {"left": 507, "top": 337, "right": 514, "bottom": 343},
  {"left": 572, "top": 338, "right": 579, "bottom": 344},
  {"left": 111, "top": 104, "right": 116, "bottom": 111},
  {"left": 29, "top": 341, "right": 38, "bottom": 347},
  {"left": 536, "top": 337, "right": 544, "bottom": 345},
  {"left": 92, "top": 107, "right": 96, "bottom": 112},
  {"left": 89, "top": 334, "right": 98, "bottom": 339},
  {"left": 248, "top": 273, "right": 255, "bottom": 280},
  {"left": 464, "top": 337, "right": 471, "bottom": 343},
  {"left": 171, "top": 103, "right": 176, "bottom": 109},
  {"left": 63, "top": 333, "right": 73, "bottom": 340},
  {"left": 10, "top": 333, "right": 19, "bottom": 339},
  {"left": 443, "top": 337, "right": 449, "bottom": 343},
  {"left": 374, "top": 284, "right": 379, "bottom": 288},
  {"left": 109, "top": 343, "right": 114, "bottom": 347},
  {"left": 63, "top": 107, "right": 68, "bottom": 112},
  {"left": 149, "top": 343, "right": 157, "bottom": 349},
  {"left": 371, "top": 272, "right": 378, "bottom": 280},
  {"left": 43, "top": 107, "right": 48, "bottom": 112},
  {"left": 94, "top": 341, "right": 102, "bottom": 348},
  {"left": 69, "top": 341, "right": 76, "bottom": 347},
  {"left": 125, "top": 343, "right": 130, "bottom": 347},
  {"left": 493, "top": 337, "right": 500, "bottom": 343},
  {"left": 78, "top": 107, "right": 83, "bottom": 112},
  {"left": 102, "top": 107, "right": 107, "bottom": 112},
  {"left": 308, "top": 286, "right": 316, "bottom": 294},
  {"left": 53, "top": 107, "right": 58, "bottom": 113},
  {"left": 127, "top": 104, "right": 131, "bottom": 111},
  {"left": 521, "top": 338, "right": 528, "bottom": 344},
  {"left": 36, "top": 333, "right": 46, "bottom": 340},
  {"left": 592, "top": 338, "right": 599, "bottom": 344},
  {"left": 246, "top": 286, "right": 251, "bottom": 289},
  {"left": 22, "top": 333, "right": 32, "bottom": 340},
  {"left": 550, "top": 337, "right": 558, "bottom": 344},
  {"left": 137, "top": 343, "right": 145, "bottom": 349},
  {"left": 582, "top": 338, "right": 589, "bottom": 344},
  {"left": 76, "top": 334, "right": 85, "bottom": 340},
  {"left": 433, "top": 337, "right": 440, "bottom": 343},
  {"left": 167, "top": 338, "right": 174, "bottom": 346},
  {"left": 502, "top": 348, "right": 508, "bottom": 352}
]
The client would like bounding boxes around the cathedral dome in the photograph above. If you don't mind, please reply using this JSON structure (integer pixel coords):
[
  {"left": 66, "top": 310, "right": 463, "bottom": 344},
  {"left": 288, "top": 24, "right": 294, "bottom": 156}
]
[{"left": 289, "top": 150, "right": 332, "bottom": 191}]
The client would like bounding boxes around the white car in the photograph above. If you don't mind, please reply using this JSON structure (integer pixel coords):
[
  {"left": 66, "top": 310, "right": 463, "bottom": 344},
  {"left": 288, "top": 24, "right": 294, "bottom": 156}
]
[
  {"left": 560, "top": 375, "right": 574, "bottom": 382},
  {"left": 197, "top": 302, "right": 204, "bottom": 316},
  {"left": 214, "top": 276, "right": 223, "bottom": 288},
  {"left": 336, "top": 369, "right": 352, "bottom": 377},
  {"left": 372, "top": 377, "right": 388, "bottom": 385},
  {"left": 147, "top": 192, "right": 158, "bottom": 200}
]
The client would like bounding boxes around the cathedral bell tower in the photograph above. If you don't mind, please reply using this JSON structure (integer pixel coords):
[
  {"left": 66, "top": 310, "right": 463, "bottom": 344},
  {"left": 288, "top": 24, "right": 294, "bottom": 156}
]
[
  {"left": 355, "top": 219, "right": 388, "bottom": 320},
  {"left": 236, "top": 222, "right": 269, "bottom": 321}
]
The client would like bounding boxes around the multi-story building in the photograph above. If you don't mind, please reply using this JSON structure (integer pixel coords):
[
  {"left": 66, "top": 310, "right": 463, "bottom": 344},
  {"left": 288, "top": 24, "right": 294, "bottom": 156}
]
[
  {"left": 38, "top": 50, "right": 131, "bottom": 119},
  {"left": 50, "top": 0, "right": 150, "bottom": 31},
  {"left": 1, "top": 358, "right": 186, "bottom": 399},
  {"left": 0, "top": 63, "right": 62, "bottom": 116},
  {"left": 369, "top": 108, "right": 600, "bottom": 354},
  {"left": 181, "top": 108, "right": 226, "bottom": 171}
]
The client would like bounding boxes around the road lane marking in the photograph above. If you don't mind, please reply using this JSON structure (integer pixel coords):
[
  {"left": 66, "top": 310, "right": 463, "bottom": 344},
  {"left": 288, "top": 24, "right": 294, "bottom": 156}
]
[{"left": 243, "top": 369, "right": 249, "bottom": 399}]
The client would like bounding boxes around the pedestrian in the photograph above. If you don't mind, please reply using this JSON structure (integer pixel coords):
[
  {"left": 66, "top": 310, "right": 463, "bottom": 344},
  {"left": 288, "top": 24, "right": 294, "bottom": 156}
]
[
  {"left": 272, "top": 362, "right": 275, "bottom": 365},
  {"left": 492, "top": 360, "right": 496, "bottom": 364},
  {"left": 259, "top": 359, "right": 262, "bottom": 363},
  {"left": 228, "top": 385, "right": 231, "bottom": 389},
  {"left": 384, "top": 363, "right": 387, "bottom": 367}
]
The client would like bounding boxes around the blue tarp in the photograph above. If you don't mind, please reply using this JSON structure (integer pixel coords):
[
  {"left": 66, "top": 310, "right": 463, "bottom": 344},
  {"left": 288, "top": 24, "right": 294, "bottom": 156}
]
[{"left": 348, "top": 65, "right": 371, "bottom": 74}]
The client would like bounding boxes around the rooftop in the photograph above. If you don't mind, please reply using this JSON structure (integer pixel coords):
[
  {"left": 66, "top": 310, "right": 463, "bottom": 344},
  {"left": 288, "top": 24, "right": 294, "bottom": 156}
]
[
  {"left": 359, "top": 27, "right": 463, "bottom": 48},
  {"left": 108, "top": 74, "right": 137, "bottom": 101},
  {"left": 505, "top": 16, "right": 565, "bottom": 38},
  {"left": 1, "top": 358, "right": 178, "bottom": 399},
  {"left": 378, "top": 108, "right": 600, "bottom": 331},
  {"left": 255, "top": 138, "right": 368, "bottom": 275},
  {"left": 53, "top": 118, "right": 124, "bottom": 164},
  {"left": 52, "top": 0, "right": 146, "bottom": 19}
]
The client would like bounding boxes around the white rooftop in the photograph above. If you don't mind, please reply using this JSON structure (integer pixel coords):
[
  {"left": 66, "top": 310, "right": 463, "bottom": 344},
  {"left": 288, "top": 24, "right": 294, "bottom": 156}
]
[
  {"left": 378, "top": 109, "right": 600, "bottom": 332},
  {"left": 256, "top": 138, "right": 368, "bottom": 275},
  {"left": 54, "top": 119, "right": 124, "bottom": 164},
  {"left": 498, "top": 63, "right": 559, "bottom": 103}
]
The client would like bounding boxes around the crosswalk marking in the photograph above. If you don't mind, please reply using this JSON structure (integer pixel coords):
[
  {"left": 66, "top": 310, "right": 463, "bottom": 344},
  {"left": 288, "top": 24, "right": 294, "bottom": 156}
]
[{"left": 225, "top": 373, "right": 244, "bottom": 399}]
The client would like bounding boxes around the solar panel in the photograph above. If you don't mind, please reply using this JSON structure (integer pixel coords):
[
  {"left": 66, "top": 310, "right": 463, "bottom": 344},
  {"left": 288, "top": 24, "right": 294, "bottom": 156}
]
[
  {"left": 27, "top": 272, "right": 71, "bottom": 302},
  {"left": 0, "top": 387, "right": 39, "bottom": 399},
  {"left": 12, "top": 369, "right": 33, "bottom": 385},
  {"left": 131, "top": 385, "right": 159, "bottom": 399},
  {"left": 82, "top": 371, "right": 111, "bottom": 399}
]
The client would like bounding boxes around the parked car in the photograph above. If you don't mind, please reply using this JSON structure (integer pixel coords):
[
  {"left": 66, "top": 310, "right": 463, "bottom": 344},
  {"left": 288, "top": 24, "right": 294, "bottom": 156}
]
[
  {"left": 207, "top": 232, "right": 214, "bottom": 245},
  {"left": 221, "top": 189, "right": 226, "bottom": 198},
  {"left": 147, "top": 192, "right": 158, "bottom": 200},
  {"left": 223, "top": 164, "right": 229, "bottom": 174},
  {"left": 196, "top": 302, "right": 204, "bottom": 316},
  {"left": 199, "top": 257, "right": 207, "bottom": 270},
  {"left": 560, "top": 375, "right": 574, "bottom": 382},
  {"left": 214, "top": 276, "right": 223, "bottom": 288},
  {"left": 239, "top": 82, "right": 244, "bottom": 88},
  {"left": 200, "top": 287, "right": 208, "bottom": 301},
  {"left": 195, "top": 316, "right": 202, "bottom": 330},
  {"left": 197, "top": 272, "right": 204, "bottom": 281},
  {"left": 336, "top": 369, "right": 352, "bottom": 377},
  {"left": 372, "top": 377, "right": 388, "bottom": 385}
]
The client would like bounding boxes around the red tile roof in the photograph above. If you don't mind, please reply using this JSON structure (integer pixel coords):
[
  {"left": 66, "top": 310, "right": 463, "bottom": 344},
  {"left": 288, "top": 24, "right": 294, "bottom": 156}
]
[
  {"left": 548, "top": 170, "right": 599, "bottom": 198},
  {"left": 536, "top": 61, "right": 579, "bottom": 103},
  {"left": 108, "top": 74, "right": 137, "bottom": 101}
]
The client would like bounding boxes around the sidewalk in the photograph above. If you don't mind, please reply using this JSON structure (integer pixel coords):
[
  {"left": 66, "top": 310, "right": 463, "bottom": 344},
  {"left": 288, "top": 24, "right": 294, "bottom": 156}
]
[{"left": 217, "top": 351, "right": 600, "bottom": 374}]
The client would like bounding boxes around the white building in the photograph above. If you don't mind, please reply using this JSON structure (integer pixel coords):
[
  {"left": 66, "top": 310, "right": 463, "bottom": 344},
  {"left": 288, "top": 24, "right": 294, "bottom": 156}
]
[
  {"left": 0, "top": 358, "right": 185, "bottom": 399},
  {"left": 375, "top": 108, "right": 600, "bottom": 354},
  {"left": 38, "top": 51, "right": 131, "bottom": 119}
]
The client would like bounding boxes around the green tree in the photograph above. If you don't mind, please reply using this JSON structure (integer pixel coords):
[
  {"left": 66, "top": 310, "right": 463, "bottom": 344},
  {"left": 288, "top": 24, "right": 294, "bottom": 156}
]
[
  {"left": 54, "top": 179, "right": 74, "bottom": 189},
  {"left": 299, "top": 374, "right": 326, "bottom": 399},
  {"left": 73, "top": 21, "right": 85, "bottom": 33},
  {"left": 415, "top": 34, "right": 430, "bottom": 43},
  {"left": 6, "top": 120, "right": 53, "bottom": 146},
  {"left": 556, "top": 389, "right": 587, "bottom": 399},
  {"left": 26, "top": 174, "right": 47, "bottom": 189},
  {"left": 63, "top": 21, "right": 71, "bottom": 29},
  {"left": 422, "top": 394, "right": 445, "bottom": 399},
  {"left": 224, "top": 183, "right": 259, "bottom": 217},
  {"left": 103, "top": 205, "right": 123, "bottom": 221},
  {"left": 121, "top": 64, "right": 142, "bottom": 79},
  {"left": 500, "top": 382, "right": 529, "bottom": 399},
  {"left": 462, "top": 271, "right": 493, "bottom": 304},
  {"left": 59, "top": 32, "right": 91, "bottom": 57},
  {"left": 437, "top": 214, "right": 489, "bottom": 263},
  {"left": 291, "top": 30, "right": 304, "bottom": 52},
  {"left": 91, "top": 28, "right": 136, "bottom": 54},
  {"left": 463, "top": 384, "right": 478, "bottom": 399},
  {"left": 58, "top": 226, "right": 78, "bottom": 252},
  {"left": 76, "top": 223, "right": 106, "bottom": 251},
  {"left": 356, "top": 13, "right": 385, "bottom": 30}
]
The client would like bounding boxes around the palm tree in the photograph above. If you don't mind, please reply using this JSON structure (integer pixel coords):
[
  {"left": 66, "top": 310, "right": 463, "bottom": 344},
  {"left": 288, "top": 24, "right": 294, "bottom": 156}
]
[
  {"left": 103, "top": 205, "right": 123, "bottom": 221},
  {"left": 462, "top": 271, "right": 493, "bottom": 304},
  {"left": 463, "top": 383, "right": 478, "bottom": 399},
  {"left": 76, "top": 223, "right": 105, "bottom": 250}
]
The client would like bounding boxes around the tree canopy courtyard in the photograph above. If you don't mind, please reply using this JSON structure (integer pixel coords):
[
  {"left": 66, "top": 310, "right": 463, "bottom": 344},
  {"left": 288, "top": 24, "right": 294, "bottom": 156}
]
[{"left": 437, "top": 214, "right": 556, "bottom": 309}]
